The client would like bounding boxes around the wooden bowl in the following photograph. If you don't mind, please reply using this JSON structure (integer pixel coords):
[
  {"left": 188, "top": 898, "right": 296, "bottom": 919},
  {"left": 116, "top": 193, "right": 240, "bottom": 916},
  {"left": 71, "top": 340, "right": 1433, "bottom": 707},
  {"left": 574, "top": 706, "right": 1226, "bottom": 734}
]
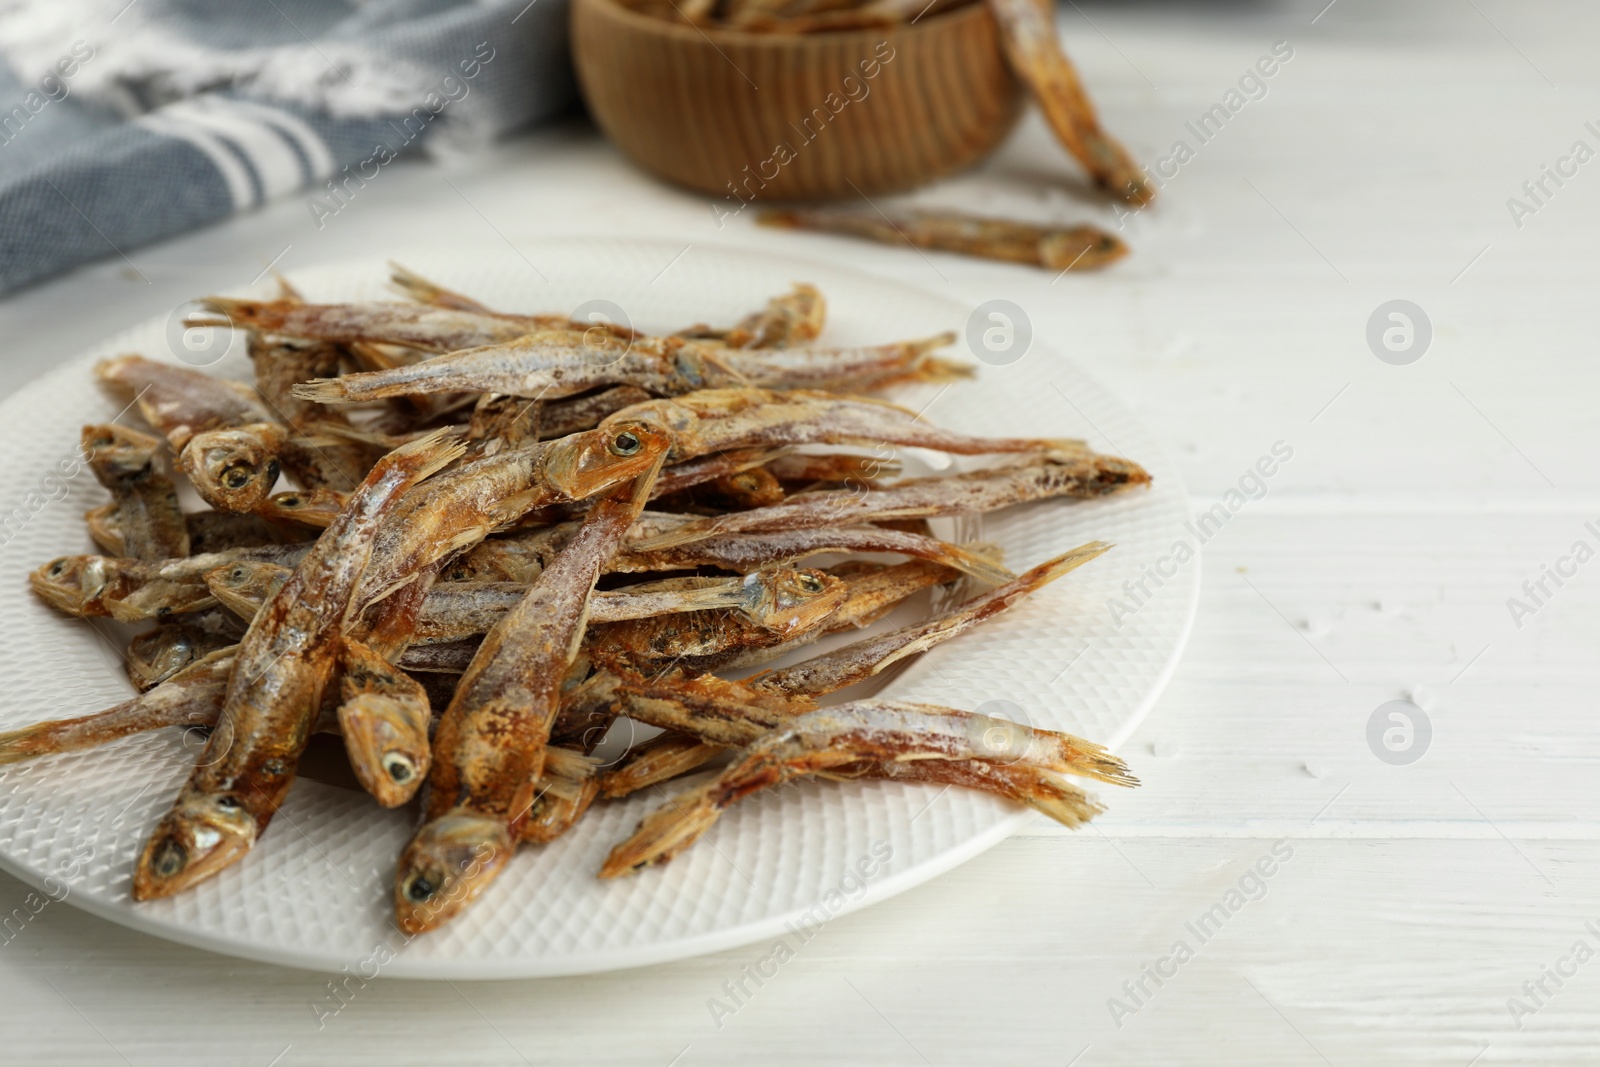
[{"left": 570, "top": 0, "right": 1023, "bottom": 202}]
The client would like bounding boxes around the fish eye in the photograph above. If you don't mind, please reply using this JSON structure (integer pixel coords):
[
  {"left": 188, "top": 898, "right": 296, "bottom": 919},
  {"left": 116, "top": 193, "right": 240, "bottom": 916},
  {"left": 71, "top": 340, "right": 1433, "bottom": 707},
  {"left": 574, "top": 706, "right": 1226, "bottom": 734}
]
[
  {"left": 215, "top": 796, "right": 241, "bottom": 810},
  {"left": 265, "top": 460, "right": 281, "bottom": 483},
  {"left": 222, "top": 464, "right": 253, "bottom": 490},
  {"left": 229, "top": 567, "right": 246, "bottom": 581},
  {"left": 404, "top": 874, "right": 438, "bottom": 903},
  {"left": 382, "top": 753, "right": 416, "bottom": 784},
  {"left": 48, "top": 560, "right": 67, "bottom": 577},
  {"left": 608, "top": 430, "right": 643, "bottom": 457},
  {"left": 278, "top": 495, "right": 300, "bottom": 507},
  {"left": 153, "top": 840, "right": 187, "bottom": 878},
  {"left": 797, "top": 573, "right": 825, "bottom": 594}
]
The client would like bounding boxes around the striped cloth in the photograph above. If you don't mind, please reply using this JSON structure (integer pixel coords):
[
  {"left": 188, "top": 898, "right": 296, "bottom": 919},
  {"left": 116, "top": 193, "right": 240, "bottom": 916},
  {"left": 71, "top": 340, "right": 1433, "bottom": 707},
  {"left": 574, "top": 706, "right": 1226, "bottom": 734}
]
[{"left": 0, "top": 0, "right": 577, "bottom": 293}]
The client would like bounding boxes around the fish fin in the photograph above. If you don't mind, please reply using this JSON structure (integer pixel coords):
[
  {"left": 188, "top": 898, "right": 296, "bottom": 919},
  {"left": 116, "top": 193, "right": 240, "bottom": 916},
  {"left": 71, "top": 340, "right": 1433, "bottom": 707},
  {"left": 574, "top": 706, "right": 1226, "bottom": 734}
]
[
  {"left": 290, "top": 378, "right": 354, "bottom": 404},
  {"left": 376, "top": 427, "right": 467, "bottom": 482}
]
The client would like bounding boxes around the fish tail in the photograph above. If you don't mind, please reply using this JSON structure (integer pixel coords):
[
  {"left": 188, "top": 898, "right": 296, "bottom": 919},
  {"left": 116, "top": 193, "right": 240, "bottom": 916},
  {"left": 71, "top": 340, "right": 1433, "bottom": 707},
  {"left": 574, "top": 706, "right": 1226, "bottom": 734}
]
[
  {"left": 0, "top": 723, "right": 51, "bottom": 764},
  {"left": 937, "top": 542, "right": 1018, "bottom": 587},
  {"left": 1018, "top": 540, "right": 1113, "bottom": 590},
  {"left": 290, "top": 378, "right": 358, "bottom": 404},
  {"left": 1016, "top": 770, "right": 1107, "bottom": 828},
  {"left": 597, "top": 783, "right": 722, "bottom": 878},
  {"left": 377, "top": 427, "right": 467, "bottom": 482}
]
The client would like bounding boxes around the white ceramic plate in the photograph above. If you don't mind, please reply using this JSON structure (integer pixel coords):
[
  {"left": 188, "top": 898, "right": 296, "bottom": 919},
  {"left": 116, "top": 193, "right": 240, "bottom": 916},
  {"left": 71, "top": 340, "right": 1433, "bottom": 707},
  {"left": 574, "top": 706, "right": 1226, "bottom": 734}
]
[{"left": 0, "top": 243, "right": 1195, "bottom": 978}]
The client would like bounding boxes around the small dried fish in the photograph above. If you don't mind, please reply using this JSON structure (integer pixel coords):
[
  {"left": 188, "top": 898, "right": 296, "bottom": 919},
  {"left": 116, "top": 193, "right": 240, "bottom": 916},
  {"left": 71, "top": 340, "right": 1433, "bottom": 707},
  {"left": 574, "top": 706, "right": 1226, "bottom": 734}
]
[
  {"left": 132, "top": 430, "right": 465, "bottom": 901},
  {"left": 760, "top": 208, "right": 1128, "bottom": 272},
  {"left": 96, "top": 355, "right": 287, "bottom": 512},
  {"left": 459, "top": 516, "right": 1014, "bottom": 587},
  {"left": 338, "top": 637, "right": 434, "bottom": 807},
  {"left": 599, "top": 700, "right": 1136, "bottom": 876},
  {"left": 291, "top": 330, "right": 956, "bottom": 405},
  {"left": 81, "top": 424, "right": 189, "bottom": 560},
  {"left": 633, "top": 451, "right": 1149, "bottom": 550},
  {"left": 189, "top": 300, "right": 573, "bottom": 353},
  {"left": 986, "top": 0, "right": 1153, "bottom": 205},
  {"left": 394, "top": 465, "right": 663, "bottom": 934},
  {"left": 30, "top": 543, "right": 311, "bottom": 622},
  {"left": 604, "top": 388, "right": 1082, "bottom": 463},
  {"left": 0, "top": 649, "right": 234, "bottom": 765}
]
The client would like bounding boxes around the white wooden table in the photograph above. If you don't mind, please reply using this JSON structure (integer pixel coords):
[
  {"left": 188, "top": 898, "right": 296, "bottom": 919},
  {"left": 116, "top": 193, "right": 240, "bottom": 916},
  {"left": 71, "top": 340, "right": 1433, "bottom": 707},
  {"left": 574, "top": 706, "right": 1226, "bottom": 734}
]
[{"left": 3, "top": 1, "right": 1596, "bottom": 1062}]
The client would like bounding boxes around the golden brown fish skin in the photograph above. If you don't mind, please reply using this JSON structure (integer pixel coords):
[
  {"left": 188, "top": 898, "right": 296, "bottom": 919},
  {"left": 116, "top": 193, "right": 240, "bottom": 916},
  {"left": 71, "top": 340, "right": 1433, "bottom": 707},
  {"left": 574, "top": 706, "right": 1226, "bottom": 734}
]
[
  {"left": 80, "top": 424, "right": 190, "bottom": 561},
  {"left": 592, "top": 567, "right": 847, "bottom": 670},
  {"left": 127, "top": 611, "right": 242, "bottom": 691},
  {"left": 395, "top": 464, "right": 663, "bottom": 935},
  {"left": 352, "top": 420, "right": 676, "bottom": 613},
  {"left": 246, "top": 333, "right": 374, "bottom": 491},
  {"left": 456, "top": 515, "right": 1013, "bottom": 587},
  {"left": 517, "top": 746, "right": 601, "bottom": 844},
  {"left": 337, "top": 638, "right": 433, "bottom": 807},
  {"left": 760, "top": 208, "right": 1128, "bottom": 272},
  {"left": 595, "top": 735, "right": 721, "bottom": 799},
  {"left": 203, "top": 560, "right": 291, "bottom": 622},
  {"left": 0, "top": 649, "right": 234, "bottom": 765},
  {"left": 632, "top": 452, "right": 1150, "bottom": 551},
  {"left": 132, "top": 430, "right": 465, "bottom": 902},
  {"left": 95, "top": 355, "right": 275, "bottom": 449},
  {"left": 986, "top": 0, "right": 1153, "bottom": 205},
  {"left": 599, "top": 700, "right": 1136, "bottom": 877},
  {"left": 30, "top": 544, "right": 311, "bottom": 622},
  {"left": 189, "top": 299, "right": 566, "bottom": 352},
  {"left": 604, "top": 388, "right": 1083, "bottom": 463},
  {"left": 291, "top": 329, "right": 954, "bottom": 405}
]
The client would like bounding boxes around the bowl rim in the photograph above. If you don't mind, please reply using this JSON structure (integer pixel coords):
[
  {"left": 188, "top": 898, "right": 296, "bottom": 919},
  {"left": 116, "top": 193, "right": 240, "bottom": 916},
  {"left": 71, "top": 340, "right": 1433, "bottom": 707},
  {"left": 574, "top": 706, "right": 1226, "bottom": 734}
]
[{"left": 574, "top": 0, "right": 993, "bottom": 48}]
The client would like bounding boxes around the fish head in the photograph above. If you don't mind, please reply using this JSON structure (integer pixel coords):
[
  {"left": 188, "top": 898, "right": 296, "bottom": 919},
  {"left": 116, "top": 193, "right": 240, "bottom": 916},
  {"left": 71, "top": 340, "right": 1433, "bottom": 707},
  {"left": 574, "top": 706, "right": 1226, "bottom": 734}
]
[
  {"left": 393, "top": 813, "right": 513, "bottom": 934},
  {"left": 30, "top": 555, "right": 115, "bottom": 616},
  {"left": 131, "top": 786, "right": 259, "bottom": 900},
  {"left": 257, "top": 487, "right": 344, "bottom": 527},
  {"left": 179, "top": 423, "right": 287, "bottom": 512},
  {"left": 127, "top": 627, "right": 202, "bottom": 689},
  {"left": 743, "top": 566, "right": 848, "bottom": 633},
  {"left": 544, "top": 419, "right": 675, "bottom": 500},
  {"left": 338, "top": 693, "right": 431, "bottom": 808},
  {"left": 203, "top": 561, "right": 288, "bottom": 620},
  {"left": 80, "top": 423, "right": 160, "bottom": 481}
]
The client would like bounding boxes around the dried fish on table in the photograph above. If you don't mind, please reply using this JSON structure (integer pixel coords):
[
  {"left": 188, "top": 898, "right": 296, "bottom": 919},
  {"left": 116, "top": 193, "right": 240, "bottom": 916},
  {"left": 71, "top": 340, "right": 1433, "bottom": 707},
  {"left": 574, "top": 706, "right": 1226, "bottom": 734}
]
[
  {"left": 600, "top": 701, "right": 1137, "bottom": 876},
  {"left": 760, "top": 207, "right": 1128, "bottom": 272},
  {"left": 81, "top": 424, "right": 189, "bottom": 560},
  {"left": 986, "top": 0, "right": 1153, "bottom": 205},
  {"left": 131, "top": 430, "right": 464, "bottom": 900},
  {"left": 96, "top": 355, "right": 287, "bottom": 512},
  {"left": 675, "top": 283, "right": 825, "bottom": 349}
]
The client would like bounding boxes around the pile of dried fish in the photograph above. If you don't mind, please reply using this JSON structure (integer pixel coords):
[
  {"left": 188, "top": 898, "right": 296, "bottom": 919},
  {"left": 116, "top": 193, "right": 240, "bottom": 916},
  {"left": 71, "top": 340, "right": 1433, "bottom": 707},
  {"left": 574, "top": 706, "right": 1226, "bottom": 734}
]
[
  {"left": 8, "top": 268, "right": 1149, "bottom": 935},
  {"left": 621, "top": 0, "right": 1153, "bottom": 206}
]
